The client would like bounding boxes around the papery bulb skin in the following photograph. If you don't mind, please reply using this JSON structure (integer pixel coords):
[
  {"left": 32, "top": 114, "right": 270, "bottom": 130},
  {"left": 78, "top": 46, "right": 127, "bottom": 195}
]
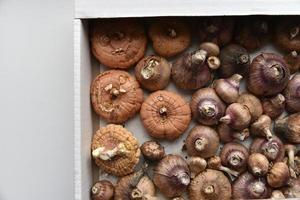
[
  {"left": 191, "top": 88, "right": 226, "bottom": 125},
  {"left": 267, "top": 162, "right": 290, "bottom": 188},
  {"left": 237, "top": 93, "right": 263, "bottom": 122},
  {"left": 218, "top": 123, "right": 250, "bottom": 143},
  {"left": 153, "top": 155, "right": 190, "bottom": 198},
  {"left": 275, "top": 113, "right": 300, "bottom": 144},
  {"left": 187, "top": 156, "right": 207, "bottom": 178},
  {"left": 219, "top": 44, "right": 250, "bottom": 78},
  {"left": 284, "top": 74, "right": 300, "bottom": 113},
  {"left": 250, "top": 115, "right": 273, "bottom": 140},
  {"left": 262, "top": 94, "right": 286, "bottom": 119},
  {"left": 248, "top": 153, "right": 269, "bottom": 177},
  {"left": 140, "top": 140, "right": 165, "bottom": 161},
  {"left": 247, "top": 53, "right": 290, "bottom": 96}
]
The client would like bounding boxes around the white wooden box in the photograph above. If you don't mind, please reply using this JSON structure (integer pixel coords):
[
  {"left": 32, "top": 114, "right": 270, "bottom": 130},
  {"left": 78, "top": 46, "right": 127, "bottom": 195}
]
[{"left": 74, "top": 1, "right": 300, "bottom": 199}]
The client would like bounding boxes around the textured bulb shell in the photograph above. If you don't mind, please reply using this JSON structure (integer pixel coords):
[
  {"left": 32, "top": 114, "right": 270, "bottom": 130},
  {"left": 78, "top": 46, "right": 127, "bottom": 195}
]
[
  {"left": 219, "top": 44, "right": 250, "bottom": 78},
  {"left": 248, "top": 153, "right": 269, "bottom": 177},
  {"left": 190, "top": 88, "right": 226, "bottom": 125},
  {"left": 148, "top": 18, "right": 191, "bottom": 57},
  {"left": 217, "top": 123, "right": 249, "bottom": 143},
  {"left": 213, "top": 74, "right": 242, "bottom": 104},
  {"left": 140, "top": 90, "right": 191, "bottom": 140},
  {"left": 220, "top": 142, "right": 249, "bottom": 172},
  {"left": 91, "top": 70, "right": 143, "bottom": 124},
  {"left": 171, "top": 50, "right": 211, "bottom": 90},
  {"left": 262, "top": 94, "right": 286, "bottom": 119},
  {"left": 237, "top": 93, "right": 263, "bottom": 122},
  {"left": 185, "top": 125, "right": 220, "bottom": 158},
  {"left": 267, "top": 162, "right": 290, "bottom": 188},
  {"left": 91, "top": 124, "right": 140, "bottom": 176},
  {"left": 153, "top": 155, "right": 190, "bottom": 198},
  {"left": 187, "top": 156, "right": 207, "bottom": 178},
  {"left": 250, "top": 114, "right": 273, "bottom": 140},
  {"left": 284, "top": 74, "right": 300, "bottom": 113},
  {"left": 250, "top": 136, "right": 285, "bottom": 163},
  {"left": 275, "top": 113, "right": 300, "bottom": 143},
  {"left": 284, "top": 51, "right": 300, "bottom": 74},
  {"left": 197, "top": 17, "right": 234, "bottom": 46},
  {"left": 90, "top": 19, "right": 147, "bottom": 69},
  {"left": 188, "top": 169, "right": 232, "bottom": 200},
  {"left": 281, "top": 177, "right": 300, "bottom": 198},
  {"left": 274, "top": 17, "right": 300, "bottom": 52},
  {"left": 140, "top": 140, "right": 165, "bottom": 161},
  {"left": 135, "top": 55, "right": 171, "bottom": 91},
  {"left": 91, "top": 180, "right": 114, "bottom": 200},
  {"left": 247, "top": 53, "right": 290, "bottom": 96},
  {"left": 233, "top": 172, "right": 271, "bottom": 199}
]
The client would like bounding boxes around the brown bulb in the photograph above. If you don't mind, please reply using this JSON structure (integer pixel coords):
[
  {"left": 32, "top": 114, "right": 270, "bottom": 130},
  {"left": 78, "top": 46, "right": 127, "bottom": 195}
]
[
  {"left": 172, "top": 49, "right": 211, "bottom": 90},
  {"left": 199, "top": 42, "right": 220, "bottom": 57},
  {"left": 284, "top": 74, "right": 300, "bottom": 113},
  {"left": 233, "top": 172, "right": 271, "bottom": 199},
  {"left": 250, "top": 136, "right": 285, "bottom": 163},
  {"left": 189, "top": 169, "right": 232, "bottom": 200},
  {"left": 267, "top": 162, "right": 290, "bottom": 188},
  {"left": 220, "top": 103, "right": 251, "bottom": 130},
  {"left": 284, "top": 51, "right": 300, "bottom": 74},
  {"left": 247, "top": 53, "right": 290, "bottom": 96},
  {"left": 262, "top": 94, "right": 286, "bottom": 119},
  {"left": 220, "top": 142, "right": 249, "bottom": 173},
  {"left": 185, "top": 125, "right": 220, "bottom": 158},
  {"left": 250, "top": 115, "right": 273, "bottom": 140},
  {"left": 91, "top": 180, "right": 114, "bottom": 200},
  {"left": 213, "top": 74, "right": 243, "bottom": 104},
  {"left": 237, "top": 93, "right": 263, "bottom": 122},
  {"left": 135, "top": 55, "right": 171, "bottom": 91},
  {"left": 153, "top": 155, "right": 190, "bottom": 198},
  {"left": 218, "top": 123, "right": 249, "bottom": 143},
  {"left": 140, "top": 140, "right": 165, "bottom": 161},
  {"left": 187, "top": 156, "right": 207, "bottom": 178},
  {"left": 275, "top": 113, "right": 300, "bottom": 143},
  {"left": 207, "top": 156, "right": 239, "bottom": 178},
  {"left": 248, "top": 153, "right": 269, "bottom": 177},
  {"left": 281, "top": 177, "right": 300, "bottom": 198},
  {"left": 219, "top": 44, "right": 250, "bottom": 78},
  {"left": 190, "top": 88, "right": 226, "bottom": 125}
]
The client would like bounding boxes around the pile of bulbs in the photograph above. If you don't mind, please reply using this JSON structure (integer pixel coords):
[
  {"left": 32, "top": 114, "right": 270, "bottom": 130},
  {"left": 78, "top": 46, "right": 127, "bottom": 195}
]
[{"left": 89, "top": 16, "right": 300, "bottom": 200}]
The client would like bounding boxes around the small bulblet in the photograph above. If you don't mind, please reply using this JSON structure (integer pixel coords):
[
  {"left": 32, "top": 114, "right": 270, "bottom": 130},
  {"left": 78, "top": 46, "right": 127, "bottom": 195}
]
[
  {"left": 213, "top": 74, "right": 243, "bottom": 104},
  {"left": 219, "top": 44, "right": 250, "bottom": 78},
  {"left": 233, "top": 172, "right": 271, "bottom": 199},
  {"left": 284, "top": 74, "right": 300, "bottom": 113},
  {"left": 250, "top": 115, "right": 273, "bottom": 140},
  {"left": 190, "top": 88, "right": 226, "bottom": 125},
  {"left": 189, "top": 169, "right": 232, "bottom": 200},
  {"left": 171, "top": 50, "right": 212, "bottom": 90},
  {"left": 185, "top": 125, "right": 220, "bottom": 158},
  {"left": 135, "top": 55, "right": 171, "bottom": 91},
  {"left": 220, "top": 142, "right": 249, "bottom": 173},
  {"left": 140, "top": 90, "right": 191, "bottom": 140},
  {"left": 262, "top": 94, "right": 285, "bottom": 119},
  {"left": 153, "top": 155, "right": 190, "bottom": 198},
  {"left": 187, "top": 156, "right": 207, "bottom": 178},
  {"left": 250, "top": 136, "right": 285, "bottom": 163},
  {"left": 248, "top": 153, "right": 270, "bottom": 177},
  {"left": 91, "top": 180, "right": 114, "bottom": 200},
  {"left": 267, "top": 162, "right": 290, "bottom": 188},
  {"left": 91, "top": 124, "right": 140, "bottom": 176},
  {"left": 247, "top": 53, "right": 290, "bottom": 96},
  {"left": 237, "top": 93, "right": 263, "bottom": 122},
  {"left": 90, "top": 70, "right": 143, "bottom": 124},
  {"left": 275, "top": 113, "right": 300, "bottom": 143},
  {"left": 140, "top": 140, "right": 165, "bottom": 161},
  {"left": 220, "top": 103, "right": 251, "bottom": 130}
]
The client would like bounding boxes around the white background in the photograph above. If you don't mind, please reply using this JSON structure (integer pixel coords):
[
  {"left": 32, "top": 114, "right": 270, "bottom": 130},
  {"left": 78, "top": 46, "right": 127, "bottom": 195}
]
[{"left": 0, "top": 0, "right": 73, "bottom": 199}]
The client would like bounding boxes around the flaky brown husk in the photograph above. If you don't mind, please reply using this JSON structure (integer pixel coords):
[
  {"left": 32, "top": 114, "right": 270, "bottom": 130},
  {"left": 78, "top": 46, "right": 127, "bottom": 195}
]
[
  {"left": 153, "top": 155, "right": 190, "bottom": 198},
  {"left": 284, "top": 74, "right": 300, "bottom": 113},
  {"left": 274, "top": 17, "right": 300, "bottom": 52},
  {"left": 190, "top": 88, "right": 226, "bottom": 125},
  {"left": 248, "top": 153, "right": 270, "bottom": 177},
  {"left": 267, "top": 162, "right": 290, "bottom": 188},
  {"left": 148, "top": 18, "right": 191, "bottom": 57},
  {"left": 140, "top": 90, "right": 191, "bottom": 140},
  {"left": 171, "top": 50, "right": 212, "bottom": 90},
  {"left": 220, "top": 142, "right": 249, "bottom": 173},
  {"left": 233, "top": 172, "right": 271, "bottom": 199},
  {"left": 262, "top": 94, "right": 286, "bottom": 119},
  {"left": 91, "top": 180, "right": 114, "bottom": 200},
  {"left": 90, "top": 19, "right": 147, "bottom": 69},
  {"left": 247, "top": 53, "right": 290, "bottom": 96},
  {"left": 275, "top": 113, "right": 300, "bottom": 143},
  {"left": 91, "top": 124, "right": 140, "bottom": 176},
  {"left": 250, "top": 136, "right": 285, "bottom": 163},
  {"left": 135, "top": 55, "right": 171, "bottom": 91},
  {"left": 185, "top": 125, "right": 220, "bottom": 158},
  {"left": 237, "top": 93, "right": 263, "bottom": 122},
  {"left": 197, "top": 17, "right": 234, "bottom": 46},
  {"left": 189, "top": 169, "right": 232, "bottom": 200},
  {"left": 91, "top": 70, "right": 143, "bottom": 124}
]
